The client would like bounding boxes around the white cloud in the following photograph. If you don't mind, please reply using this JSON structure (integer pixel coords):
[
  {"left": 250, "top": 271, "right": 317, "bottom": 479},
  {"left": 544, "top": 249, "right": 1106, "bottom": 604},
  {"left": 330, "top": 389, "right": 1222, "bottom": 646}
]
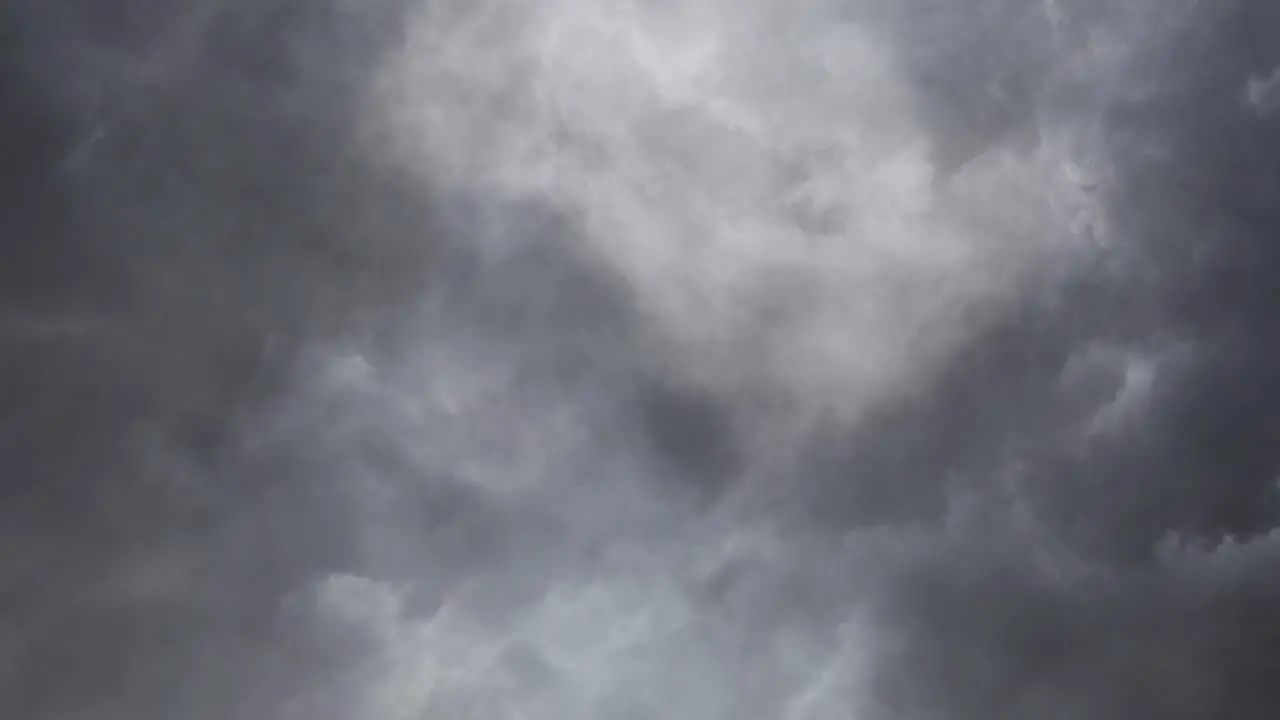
[{"left": 368, "top": 0, "right": 1101, "bottom": 421}]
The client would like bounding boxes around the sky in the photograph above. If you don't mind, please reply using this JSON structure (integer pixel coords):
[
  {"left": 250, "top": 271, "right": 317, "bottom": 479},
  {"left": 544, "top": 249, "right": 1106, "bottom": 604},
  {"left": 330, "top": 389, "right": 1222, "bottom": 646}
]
[{"left": 3, "top": 0, "right": 1280, "bottom": 718}]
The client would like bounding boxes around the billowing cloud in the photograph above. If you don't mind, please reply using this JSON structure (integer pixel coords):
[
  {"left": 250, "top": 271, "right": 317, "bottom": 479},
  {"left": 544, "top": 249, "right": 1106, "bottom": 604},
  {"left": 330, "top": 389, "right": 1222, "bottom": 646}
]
[{"left": 5, "top": 1, "right": 1280, "bottom": 719}]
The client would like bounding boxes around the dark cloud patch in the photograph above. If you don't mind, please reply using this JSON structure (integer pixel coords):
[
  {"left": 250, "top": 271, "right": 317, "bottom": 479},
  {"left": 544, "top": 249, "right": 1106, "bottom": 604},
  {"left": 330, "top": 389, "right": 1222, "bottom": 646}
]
[
  {"left": 822, "top": 2, "right": 1280, "bottom": 717},
  {"left": 635, "top": 378, "right": 744, "bottom": 506},
  {"left": 0, "top": 1, "right": 443, "bottom": 716}
]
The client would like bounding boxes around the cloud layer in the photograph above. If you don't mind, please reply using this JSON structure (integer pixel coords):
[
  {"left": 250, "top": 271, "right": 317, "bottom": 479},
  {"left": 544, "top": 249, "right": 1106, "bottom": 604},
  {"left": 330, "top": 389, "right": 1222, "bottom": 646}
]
[{"left": 4, "top": 1, "right": 1280, "bottom": 718}]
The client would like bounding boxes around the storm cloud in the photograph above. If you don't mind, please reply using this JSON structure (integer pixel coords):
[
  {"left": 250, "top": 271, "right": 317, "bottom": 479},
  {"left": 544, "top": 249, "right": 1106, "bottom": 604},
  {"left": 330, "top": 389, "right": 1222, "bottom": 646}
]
[{"left": 3, "top": 0, "right": 1280, "bottom": 718}]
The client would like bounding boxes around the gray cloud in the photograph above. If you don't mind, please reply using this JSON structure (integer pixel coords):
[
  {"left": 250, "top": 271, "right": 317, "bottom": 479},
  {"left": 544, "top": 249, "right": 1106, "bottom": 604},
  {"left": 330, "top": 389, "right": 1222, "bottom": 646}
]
[{"left": 4, "top": 0, "right": 1280, "bottom": 718}]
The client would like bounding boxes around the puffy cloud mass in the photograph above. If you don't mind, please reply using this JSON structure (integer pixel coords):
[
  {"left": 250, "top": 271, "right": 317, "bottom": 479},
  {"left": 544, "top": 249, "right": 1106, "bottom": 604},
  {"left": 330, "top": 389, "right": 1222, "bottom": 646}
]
[{"left": 3, "top": 0, "right": 1280, "bottom": 718}]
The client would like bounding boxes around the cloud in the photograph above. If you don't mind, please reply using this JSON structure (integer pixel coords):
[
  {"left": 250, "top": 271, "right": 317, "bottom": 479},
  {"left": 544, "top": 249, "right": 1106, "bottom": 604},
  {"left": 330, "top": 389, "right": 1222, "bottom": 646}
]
[
  {"left": 8, "top": 1, "right": 1280, "bottom": 719},
  {"left": 371, "top": 0, "right": 1102, "bottom": 419}
]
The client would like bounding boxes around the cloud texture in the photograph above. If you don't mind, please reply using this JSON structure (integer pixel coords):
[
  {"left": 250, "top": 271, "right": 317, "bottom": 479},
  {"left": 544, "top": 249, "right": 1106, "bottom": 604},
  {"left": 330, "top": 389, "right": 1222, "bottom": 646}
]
[{"left": 3, "top": 0, "right": 1280, "bottom": 718}]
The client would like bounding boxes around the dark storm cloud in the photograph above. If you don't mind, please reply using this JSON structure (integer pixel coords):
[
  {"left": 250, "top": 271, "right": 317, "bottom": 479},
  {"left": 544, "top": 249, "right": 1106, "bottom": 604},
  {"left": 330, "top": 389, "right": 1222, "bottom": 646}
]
[
  {"left": 4, "top": 0, "right": 1280, "bottom": 718},
  {"left": 0, "top": 1, "right": 440, "bottom": 716},
  {"left": 823, "top": 3, "right": 1280, "bottom": 718}
]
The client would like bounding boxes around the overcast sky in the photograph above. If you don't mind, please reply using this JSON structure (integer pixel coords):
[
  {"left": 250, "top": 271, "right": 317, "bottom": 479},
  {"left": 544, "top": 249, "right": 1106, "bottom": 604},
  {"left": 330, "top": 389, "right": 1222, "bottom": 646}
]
[{"left": 3, "top": 1, "right": 1280, "bottom": 718}]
